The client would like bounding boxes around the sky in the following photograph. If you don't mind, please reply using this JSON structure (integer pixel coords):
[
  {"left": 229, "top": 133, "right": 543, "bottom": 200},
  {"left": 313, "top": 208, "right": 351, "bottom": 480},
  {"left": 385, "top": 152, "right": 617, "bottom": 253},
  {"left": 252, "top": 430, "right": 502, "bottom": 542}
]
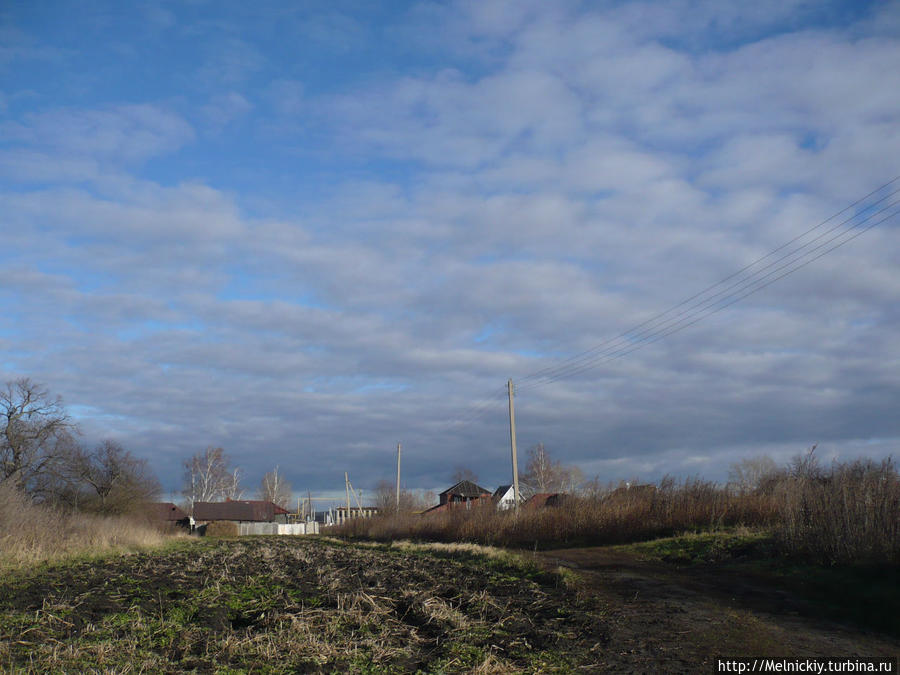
[{"left": 1, "top": 0, "right": 899, "bottom": 506}]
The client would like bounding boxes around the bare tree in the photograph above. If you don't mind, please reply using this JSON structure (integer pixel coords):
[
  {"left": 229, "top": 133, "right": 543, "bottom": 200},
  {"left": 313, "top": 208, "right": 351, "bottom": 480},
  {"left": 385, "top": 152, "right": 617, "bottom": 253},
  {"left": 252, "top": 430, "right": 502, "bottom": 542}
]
[
  {"left": 0, "top": 378, "right": 75, "bottom": 494},
  {"left": 520, "top": 443, "right": 582, "bottom": 497},
  {"left": 258, "top": 466, "right": 292, "bottom": 508},
  {"left": 182, "top": 446, "right": 241, "bottom": 512},
  {"left": 372, "top": 479, "right": 428, "bottom": 513},
  {"left": 70, "top": 440, "right": 160, "bottom": 514},
  {"left": 451, "top": 466, "right": 479, "bottom": 484},
  {"left": 728, "top": 455, "right": 779, "bottom": 494},
  {"left": 225, "top": 467, "right": 244, "bottom": 500}
]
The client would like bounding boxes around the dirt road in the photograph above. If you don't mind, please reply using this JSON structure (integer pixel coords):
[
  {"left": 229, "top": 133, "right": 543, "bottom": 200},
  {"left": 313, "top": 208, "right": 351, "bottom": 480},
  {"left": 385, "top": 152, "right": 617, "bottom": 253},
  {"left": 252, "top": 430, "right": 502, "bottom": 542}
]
[{"left": 536, "top": 547, "right": 899, "bottom": 671}]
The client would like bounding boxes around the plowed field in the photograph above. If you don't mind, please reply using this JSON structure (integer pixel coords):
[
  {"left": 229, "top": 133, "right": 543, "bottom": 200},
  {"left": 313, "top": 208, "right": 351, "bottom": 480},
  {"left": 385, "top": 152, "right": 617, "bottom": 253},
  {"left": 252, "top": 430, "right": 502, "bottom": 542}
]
[{"left": 0, "top": 538, "right": 605, "bottom": 673}]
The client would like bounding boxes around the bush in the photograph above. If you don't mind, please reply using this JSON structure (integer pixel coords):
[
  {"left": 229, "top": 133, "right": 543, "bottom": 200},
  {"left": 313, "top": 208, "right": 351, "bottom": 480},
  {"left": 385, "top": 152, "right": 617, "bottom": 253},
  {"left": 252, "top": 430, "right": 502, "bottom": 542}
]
[
  {"left": 0, "top": 480, "right": 172, "bottom": 570},
  {"left": 334, "top": 477, "right": 780, "bottom": 549},
  {"left": 336, "top": 456, "right": 900, "bottom": 567},
  {"left": 776, "top": 456, "right": 900, "bottom": 565},
  {"left": 204, "top": 521, "right": 239, "bottom": 537}
]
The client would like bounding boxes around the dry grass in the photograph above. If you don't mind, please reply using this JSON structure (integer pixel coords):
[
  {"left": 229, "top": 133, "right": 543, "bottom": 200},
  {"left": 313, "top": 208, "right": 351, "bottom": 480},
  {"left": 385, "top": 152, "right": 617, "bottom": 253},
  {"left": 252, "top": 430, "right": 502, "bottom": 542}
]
[
  {"left": 0, "top": 481, "right": 174, "bottom": 570},
  {"left": 337, "top": 459, "right": 900, "bottom": 566},
  {"left": 204, "top": 520, "right": 239, "bottom": 537},
  {"left": 777, "top": 457, "right": 900, "bottom": 564},
  {"left": 336, "top": 477, "right": 780, "bottom": 550},
  {"left": 0, "top": 538, "right": 605, "bottom": 672}
]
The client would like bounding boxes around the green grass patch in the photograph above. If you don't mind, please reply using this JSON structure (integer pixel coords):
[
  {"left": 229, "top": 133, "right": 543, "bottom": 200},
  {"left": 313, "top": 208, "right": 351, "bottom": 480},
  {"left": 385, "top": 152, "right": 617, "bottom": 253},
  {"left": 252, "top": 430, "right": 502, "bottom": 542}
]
[{"left": 613, "top": 528, "right": 774, "bottom": 564}]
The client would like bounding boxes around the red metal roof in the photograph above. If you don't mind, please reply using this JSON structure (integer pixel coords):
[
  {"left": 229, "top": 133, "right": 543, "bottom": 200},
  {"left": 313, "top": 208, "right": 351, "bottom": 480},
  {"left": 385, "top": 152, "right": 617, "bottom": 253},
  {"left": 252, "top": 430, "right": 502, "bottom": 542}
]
[
  {"left": 193, "top": 500, "right": 288, "bottom": 522},
  {"left": 147, "top": 502, "right": 188, "bottom": 521},
  {"left": 523, "top": 493, "right": 557, "bottom": 509}
]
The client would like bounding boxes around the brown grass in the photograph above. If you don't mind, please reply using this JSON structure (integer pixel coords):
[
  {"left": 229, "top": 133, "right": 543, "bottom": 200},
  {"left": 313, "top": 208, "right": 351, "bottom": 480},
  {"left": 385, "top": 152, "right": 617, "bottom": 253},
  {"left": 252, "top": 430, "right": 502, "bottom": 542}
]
[
  {"left": 336, "top": 477, "right": 780, "bottom": 549},
  {"left": 0, "top": 481, "right": 174, "bottom": 570},
  {"left": 204, "top": 520, "right": 239, "bottom": 537},
  {"left": 777, "top": 457, "right": 900, "bottom": 564},
  {"left": 337, "top": 458, "right": 900, "bottom": 566}
]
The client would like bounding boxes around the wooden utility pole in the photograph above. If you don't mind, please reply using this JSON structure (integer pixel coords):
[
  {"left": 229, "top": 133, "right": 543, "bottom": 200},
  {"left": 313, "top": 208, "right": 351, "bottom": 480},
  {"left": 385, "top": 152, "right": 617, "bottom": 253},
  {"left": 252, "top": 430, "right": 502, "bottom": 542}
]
[
  {"left": 508, "top": 378, "right": 520, "bottom": 512},
  {"left": 345, "top": 471, "right": 351, "bottom": 523},
  {"left": 395, "top": 442, "right": 402, "bottom": 514}
]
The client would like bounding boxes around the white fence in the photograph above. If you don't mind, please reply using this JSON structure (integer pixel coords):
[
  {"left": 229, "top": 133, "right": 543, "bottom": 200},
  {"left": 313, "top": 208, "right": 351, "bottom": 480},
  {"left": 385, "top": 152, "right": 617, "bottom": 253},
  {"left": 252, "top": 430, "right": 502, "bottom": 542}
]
[{"left": 237, "top": 522, "right": 320, "bottom": 536}]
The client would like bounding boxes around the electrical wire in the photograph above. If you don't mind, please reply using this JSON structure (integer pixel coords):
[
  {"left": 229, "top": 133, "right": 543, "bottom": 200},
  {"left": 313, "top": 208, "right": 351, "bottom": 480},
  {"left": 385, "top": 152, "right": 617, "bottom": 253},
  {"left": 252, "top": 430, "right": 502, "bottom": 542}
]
[{"left": 514, "top": 178, "right": 900, "bottom": 391}]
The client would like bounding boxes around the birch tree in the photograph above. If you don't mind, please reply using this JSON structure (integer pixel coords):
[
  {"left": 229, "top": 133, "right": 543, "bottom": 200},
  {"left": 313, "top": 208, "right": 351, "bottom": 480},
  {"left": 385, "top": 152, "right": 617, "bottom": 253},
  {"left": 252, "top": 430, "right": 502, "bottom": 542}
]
[
  {"left": 258, "top": 466, "right": 291, "bottom": 508},
  {"left": 520, "top": 443, "right": 582, "bottom": 497},
  {"left": 182, "top": 446, "right": 242, "bottom": 512}
]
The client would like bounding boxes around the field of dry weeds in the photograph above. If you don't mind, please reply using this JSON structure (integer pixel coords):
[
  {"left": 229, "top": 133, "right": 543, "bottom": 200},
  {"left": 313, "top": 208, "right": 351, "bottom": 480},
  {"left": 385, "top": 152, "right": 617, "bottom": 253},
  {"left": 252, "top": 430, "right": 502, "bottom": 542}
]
[{"left": 0, "top": 537, "right": 606, "bottom": 673}]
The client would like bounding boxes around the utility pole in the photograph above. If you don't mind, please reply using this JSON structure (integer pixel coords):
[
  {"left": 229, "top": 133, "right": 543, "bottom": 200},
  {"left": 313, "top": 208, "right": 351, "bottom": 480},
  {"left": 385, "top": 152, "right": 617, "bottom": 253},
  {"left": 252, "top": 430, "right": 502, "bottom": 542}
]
[
  {"left": 508, "top": 378, "right": 520, "bottom": 512},
  {"left": 345, "top": 471, "right": 350, "bottom": 523},
  {"left": 395, "top": 442, "right": 402, "bottom": 515}
]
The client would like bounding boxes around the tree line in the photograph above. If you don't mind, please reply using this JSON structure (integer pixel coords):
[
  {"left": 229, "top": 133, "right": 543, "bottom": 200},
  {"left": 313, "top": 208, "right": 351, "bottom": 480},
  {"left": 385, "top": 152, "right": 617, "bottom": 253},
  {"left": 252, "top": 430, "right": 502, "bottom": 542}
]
[
  {"left": 180, "top": 445, "right": 293, "bottom": 512},
  {"left": 1, "top": 378, "right": 293, "bottom": 516},
  {"left": 1, "top": 378, "right": 159, "bottom": 514}
]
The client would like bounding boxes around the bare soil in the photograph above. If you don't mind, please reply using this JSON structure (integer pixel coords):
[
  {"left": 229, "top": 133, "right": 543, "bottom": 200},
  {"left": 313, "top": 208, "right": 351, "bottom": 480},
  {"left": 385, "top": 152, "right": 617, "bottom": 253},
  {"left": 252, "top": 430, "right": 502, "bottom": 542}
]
[{"left": 536, "top": 546, "right": 900, "bottom": 671}]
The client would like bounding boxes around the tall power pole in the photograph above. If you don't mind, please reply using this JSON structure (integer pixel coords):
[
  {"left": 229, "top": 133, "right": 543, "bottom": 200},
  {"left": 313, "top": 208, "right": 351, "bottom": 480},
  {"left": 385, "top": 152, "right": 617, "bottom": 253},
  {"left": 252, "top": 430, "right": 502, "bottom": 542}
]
[
  {"left": 395, "top": 442, "right": 402, "bottom": 514},
  {"left": 508, "top": 378, "right": 520, "bottom": 512},
  {"left": 345, "top": 471, "right": 351, "bottom": 522}
]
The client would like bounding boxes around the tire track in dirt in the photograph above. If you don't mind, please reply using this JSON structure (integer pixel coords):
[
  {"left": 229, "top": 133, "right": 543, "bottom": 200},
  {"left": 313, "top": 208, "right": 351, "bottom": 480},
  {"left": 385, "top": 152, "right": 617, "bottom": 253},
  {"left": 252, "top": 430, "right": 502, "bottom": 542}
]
[{"left": 536, "top": 547, "right": 899, "bottom": 672}]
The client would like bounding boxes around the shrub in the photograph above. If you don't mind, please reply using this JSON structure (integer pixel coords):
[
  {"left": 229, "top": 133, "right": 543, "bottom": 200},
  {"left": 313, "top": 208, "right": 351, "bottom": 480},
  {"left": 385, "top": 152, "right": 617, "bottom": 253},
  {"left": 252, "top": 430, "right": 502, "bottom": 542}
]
[
  {"left": 204, "top": 520, "right": 239, "bottom": 537},
  {"left": 0, "top": 480, "right": 172, "bottom": 570},
  {"left": 334, "top": 477, "right": 780, "bottom": 549},
  {"left": 776, "top": 457, "right": 900, "bottom": 565},
  {"left": 335, "top": 455, "right": 900, "bottom": 567}
]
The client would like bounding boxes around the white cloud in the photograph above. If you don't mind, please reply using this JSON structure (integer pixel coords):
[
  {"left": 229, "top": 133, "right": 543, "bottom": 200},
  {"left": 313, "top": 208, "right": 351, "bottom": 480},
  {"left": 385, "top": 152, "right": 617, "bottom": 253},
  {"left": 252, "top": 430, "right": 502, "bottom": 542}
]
[
  {"left": 1, "top": 1, "right": 898, "bottom": 495},
  {"left": 2, "top": 104, "right": 194, "bottom": 164}
]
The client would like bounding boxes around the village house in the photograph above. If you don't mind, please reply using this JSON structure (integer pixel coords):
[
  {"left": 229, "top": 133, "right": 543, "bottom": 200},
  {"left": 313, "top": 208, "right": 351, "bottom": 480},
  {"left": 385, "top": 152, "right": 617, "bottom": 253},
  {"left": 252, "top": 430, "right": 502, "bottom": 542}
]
[
  {"left": 492, "top": 485, "right": 518, "bottom": 510},
  {"left": 424, "top": 480, "right": 493, "bottom": 514},
  {"left": 146, "top": 502, "right": 190, "bottom": 529},
  {"left": 523, "top": 493, "right": 569, "bottom": 509},
  {"left": 334, "top": 506, "right": 379, "bottom": 525},
  {"left": 191, "top": 499, "right": 317, "bottom": 535}
]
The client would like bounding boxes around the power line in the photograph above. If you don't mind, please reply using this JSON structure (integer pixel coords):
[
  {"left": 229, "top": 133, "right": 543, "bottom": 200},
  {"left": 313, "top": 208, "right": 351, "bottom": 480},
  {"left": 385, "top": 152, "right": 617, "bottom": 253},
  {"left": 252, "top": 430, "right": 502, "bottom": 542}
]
[
  {"left": 525, "top": 204, "right": 900, "bottom": 389},
  {"left": 515, "top": 178, "right": 900, "bottom": 391}
]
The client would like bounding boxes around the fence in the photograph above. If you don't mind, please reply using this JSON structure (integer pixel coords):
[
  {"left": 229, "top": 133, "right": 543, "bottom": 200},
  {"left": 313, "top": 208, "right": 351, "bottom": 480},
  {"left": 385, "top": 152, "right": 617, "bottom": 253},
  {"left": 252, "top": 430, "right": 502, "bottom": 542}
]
[{"left": 236, "top": 522, "right": 320, "bottom": 536}]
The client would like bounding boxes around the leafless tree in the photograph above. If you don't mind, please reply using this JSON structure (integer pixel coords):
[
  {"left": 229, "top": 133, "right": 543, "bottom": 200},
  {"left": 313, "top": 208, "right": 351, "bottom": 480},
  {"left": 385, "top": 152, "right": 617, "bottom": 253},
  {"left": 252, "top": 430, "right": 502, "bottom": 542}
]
[
  {"left": 182, "top": 446, "right": 242, "bottom": 512},
  {"left": 258, "top": 466, "right": 292, "bottom": 508},
  {"left": 728, "top": 455, "right": 779, "bottom": 494},
  {"left": 66, "top": 440, "right": 160, "bottom": 514},
  {"left": 225, "top": 467, "right": 244, "bottom": 500},
  {"left": 451, "top": 466, "right": 479, "bottom": 484},
  {"left": 372, "top": 479, "right": 428, "bottom": 513},
  {"left": 520, "top": 443, "right": 582, "bottom": 497},
  {"left": 0, "top": 378, "right": 75, "bottom": 494}
]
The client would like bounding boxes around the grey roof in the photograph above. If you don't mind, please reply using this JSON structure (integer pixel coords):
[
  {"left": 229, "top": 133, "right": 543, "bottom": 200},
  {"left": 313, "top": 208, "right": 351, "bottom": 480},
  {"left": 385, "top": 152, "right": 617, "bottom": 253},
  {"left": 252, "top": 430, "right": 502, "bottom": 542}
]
[
  {"left": 439, "top": 480, "right": 491, "bottom": 498},
  {"left": 193, "top": 500, "right": 289, "bottom": 522},
  {"left": 493, "top": 485, "right": 513, "bottom": 498}
]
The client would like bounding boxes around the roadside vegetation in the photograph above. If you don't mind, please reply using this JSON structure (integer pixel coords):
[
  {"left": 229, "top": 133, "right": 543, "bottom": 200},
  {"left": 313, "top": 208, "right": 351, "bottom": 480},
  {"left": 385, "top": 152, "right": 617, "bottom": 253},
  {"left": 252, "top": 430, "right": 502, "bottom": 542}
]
[
  {"left": 337, "top": 450, "right": 900, "bottom": 567},
  {"left": 0, "top": 481, "right": 172, "bottom": 570},
  {"left": 612, "top": 529, "right": 900, "bottom": 635},
  {"left": 0, "top": 378, "right": 180, "bottom": 570}
]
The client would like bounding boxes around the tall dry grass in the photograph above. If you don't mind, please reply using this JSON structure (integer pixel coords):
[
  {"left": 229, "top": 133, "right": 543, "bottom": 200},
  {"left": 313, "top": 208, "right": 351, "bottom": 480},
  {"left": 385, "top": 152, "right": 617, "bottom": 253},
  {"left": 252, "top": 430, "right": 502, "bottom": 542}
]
[
  {"left": 337, "top": 458, "right": 900, "bottom": 566},
  {"left": 777, "top": 457, "right": 900, "bottom": 565},
  {"left": 0, "top": 481, "right": 174, "bottom": 570},
  {"left": 336, "top": 477, "right": 780, "bottom": 549}
]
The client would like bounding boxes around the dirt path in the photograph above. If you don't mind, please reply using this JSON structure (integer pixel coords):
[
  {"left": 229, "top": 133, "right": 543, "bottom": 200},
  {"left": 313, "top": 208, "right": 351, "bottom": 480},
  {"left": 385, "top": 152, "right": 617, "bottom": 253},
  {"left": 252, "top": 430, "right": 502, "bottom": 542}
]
[{"left": 535, "top": 547, "right": 899, "bottom": 672}]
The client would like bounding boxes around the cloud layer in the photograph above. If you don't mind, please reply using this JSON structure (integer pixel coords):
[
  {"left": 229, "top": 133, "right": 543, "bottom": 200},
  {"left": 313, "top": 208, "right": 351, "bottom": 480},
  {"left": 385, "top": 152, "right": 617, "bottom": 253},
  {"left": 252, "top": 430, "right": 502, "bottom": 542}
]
[{"left": 1, "top": 1, "right": 898, "bottom": 501}]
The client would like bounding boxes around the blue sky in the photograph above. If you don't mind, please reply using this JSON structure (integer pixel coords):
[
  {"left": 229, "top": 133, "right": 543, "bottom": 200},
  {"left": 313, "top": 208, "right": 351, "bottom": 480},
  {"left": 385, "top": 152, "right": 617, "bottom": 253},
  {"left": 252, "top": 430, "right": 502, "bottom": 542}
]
[{"left": 2, "top": 0, "right": 899, "bottom": 504}]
